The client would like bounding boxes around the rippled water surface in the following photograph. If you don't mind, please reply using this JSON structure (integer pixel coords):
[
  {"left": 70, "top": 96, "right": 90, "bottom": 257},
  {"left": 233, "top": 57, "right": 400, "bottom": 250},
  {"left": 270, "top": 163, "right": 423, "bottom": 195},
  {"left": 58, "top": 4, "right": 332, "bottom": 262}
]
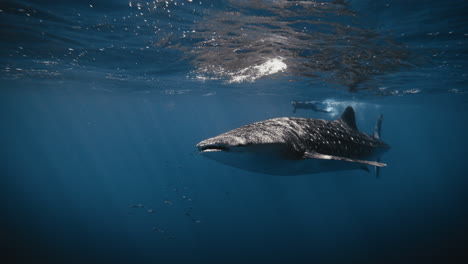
[{"left": 1, "top": 0, "right": 467, "bottom": 263}]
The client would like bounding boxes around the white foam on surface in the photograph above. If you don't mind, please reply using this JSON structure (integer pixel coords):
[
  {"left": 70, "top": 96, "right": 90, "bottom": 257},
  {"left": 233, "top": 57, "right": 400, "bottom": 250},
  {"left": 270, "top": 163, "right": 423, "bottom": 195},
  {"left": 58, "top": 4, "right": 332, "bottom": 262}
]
[{"left": 227, "top": 57, "right": 287, "bottom": 83}]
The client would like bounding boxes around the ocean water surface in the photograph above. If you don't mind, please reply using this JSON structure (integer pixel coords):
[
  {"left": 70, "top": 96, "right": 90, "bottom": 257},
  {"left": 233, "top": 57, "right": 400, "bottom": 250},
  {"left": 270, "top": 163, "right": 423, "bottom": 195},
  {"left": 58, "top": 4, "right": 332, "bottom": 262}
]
[{"left": 1, "top": 0, "right": 467, "bottom": 263}]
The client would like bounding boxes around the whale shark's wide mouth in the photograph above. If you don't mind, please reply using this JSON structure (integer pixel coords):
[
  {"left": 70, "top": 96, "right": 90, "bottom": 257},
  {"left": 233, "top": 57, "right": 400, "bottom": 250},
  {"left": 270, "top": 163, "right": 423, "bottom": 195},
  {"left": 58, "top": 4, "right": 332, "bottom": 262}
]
[{"left": 197, "top": 144, "right": 230, "bottom": 153}]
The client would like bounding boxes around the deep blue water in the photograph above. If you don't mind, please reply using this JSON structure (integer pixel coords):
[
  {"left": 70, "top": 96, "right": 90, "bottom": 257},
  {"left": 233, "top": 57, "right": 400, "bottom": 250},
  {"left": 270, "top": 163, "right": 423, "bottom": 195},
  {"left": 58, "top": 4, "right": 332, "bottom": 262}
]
[{"left": 1, "top": 0, "right": 468, "bottom": 263}]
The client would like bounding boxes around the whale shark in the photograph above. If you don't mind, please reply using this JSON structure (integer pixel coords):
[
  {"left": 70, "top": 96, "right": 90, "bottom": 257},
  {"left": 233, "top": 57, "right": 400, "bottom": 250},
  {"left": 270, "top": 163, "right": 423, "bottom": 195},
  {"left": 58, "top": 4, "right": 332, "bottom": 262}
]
[{"left": 196, "top": 106, "right": 390, "bottom": 176}]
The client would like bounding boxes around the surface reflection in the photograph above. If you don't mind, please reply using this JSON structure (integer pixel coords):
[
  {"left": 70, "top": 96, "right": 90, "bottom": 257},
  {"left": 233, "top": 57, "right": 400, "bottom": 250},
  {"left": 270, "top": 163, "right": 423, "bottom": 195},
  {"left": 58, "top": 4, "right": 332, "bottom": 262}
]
[{"left": 181, "top": 0, "right": 411, "bottom": 91}]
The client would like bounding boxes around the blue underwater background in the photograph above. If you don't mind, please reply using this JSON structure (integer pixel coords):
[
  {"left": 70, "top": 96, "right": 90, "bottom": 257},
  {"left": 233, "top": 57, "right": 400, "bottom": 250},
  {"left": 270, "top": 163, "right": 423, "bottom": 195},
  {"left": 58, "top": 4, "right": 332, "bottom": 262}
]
[{"left": 1, "top": 0, "right": 468, "bottom": 263}]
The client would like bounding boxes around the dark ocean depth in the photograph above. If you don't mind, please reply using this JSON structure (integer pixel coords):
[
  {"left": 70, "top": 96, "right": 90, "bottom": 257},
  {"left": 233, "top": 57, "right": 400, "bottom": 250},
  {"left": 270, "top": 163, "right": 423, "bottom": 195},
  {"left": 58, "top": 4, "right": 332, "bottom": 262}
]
[{"left": 1, "top": 0, "right": 468, "bottom": 263}]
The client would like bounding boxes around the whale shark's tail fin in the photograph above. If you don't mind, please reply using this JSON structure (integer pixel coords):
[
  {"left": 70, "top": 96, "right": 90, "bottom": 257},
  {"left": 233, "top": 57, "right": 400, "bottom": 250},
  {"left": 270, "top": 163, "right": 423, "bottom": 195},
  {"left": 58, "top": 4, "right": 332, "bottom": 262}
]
[
  {"left": 375, "top": 158, "right": 382, "bottom": 178},
  {"left": 373, "top": 114, "right": 384, "bottom": 177},
  {"left": 373, "top": 114, "right": 383, "bottom": 140}
]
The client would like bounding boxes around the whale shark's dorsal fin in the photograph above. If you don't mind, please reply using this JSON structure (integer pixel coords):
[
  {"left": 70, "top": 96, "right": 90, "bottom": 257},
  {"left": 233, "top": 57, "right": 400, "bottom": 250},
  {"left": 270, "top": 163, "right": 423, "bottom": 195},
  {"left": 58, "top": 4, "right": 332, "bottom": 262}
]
[{"left": 337, "top": 106, "right": 358, "bottom": 130}]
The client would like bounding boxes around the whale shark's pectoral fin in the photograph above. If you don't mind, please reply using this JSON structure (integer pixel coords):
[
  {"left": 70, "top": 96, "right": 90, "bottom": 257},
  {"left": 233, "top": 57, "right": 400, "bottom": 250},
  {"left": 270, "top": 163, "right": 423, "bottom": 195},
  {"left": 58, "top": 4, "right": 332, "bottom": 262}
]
[{"left": 303, "top": 151, "right": 387, "bottom": 167}]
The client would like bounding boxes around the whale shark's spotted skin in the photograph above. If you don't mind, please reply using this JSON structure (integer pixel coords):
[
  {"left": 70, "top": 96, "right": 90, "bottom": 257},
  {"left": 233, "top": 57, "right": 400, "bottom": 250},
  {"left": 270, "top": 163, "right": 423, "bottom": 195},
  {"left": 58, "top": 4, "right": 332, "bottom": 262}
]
[
  {"left": 197, "top": 107, "right": 390, "bottom": 175},
  {"left": 212, "top": 117, "right": 388, "bottom": 159}
]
